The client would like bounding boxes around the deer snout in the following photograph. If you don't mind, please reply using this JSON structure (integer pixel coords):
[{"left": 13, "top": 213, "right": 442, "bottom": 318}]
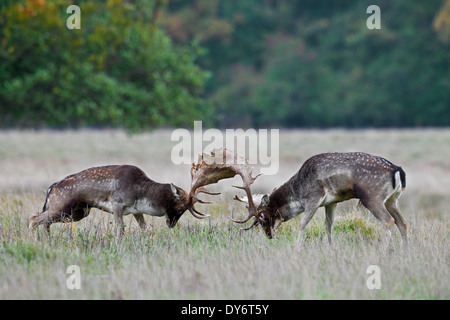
[
  {"left": 166, "top": 215, "right": 180, "bottom": 228},
  {"left": 262, "top": 224, "right": 274, "bottom": 239},
  {"left": 166, "top": 208, "right": 186, "bottom": 228}
]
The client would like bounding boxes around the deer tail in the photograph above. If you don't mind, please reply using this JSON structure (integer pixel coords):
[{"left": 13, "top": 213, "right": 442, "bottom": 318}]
[
  {"left": 392, "top": 167, "right": 406, "bottom": 191},
  {"left": 42, "top": 182, "right": 57, "bottom": 212}
]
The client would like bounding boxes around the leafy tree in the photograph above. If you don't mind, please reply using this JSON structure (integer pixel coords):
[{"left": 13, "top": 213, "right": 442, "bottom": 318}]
[{"left": 0, "top": 0, "right": 211, "bottom": 130}]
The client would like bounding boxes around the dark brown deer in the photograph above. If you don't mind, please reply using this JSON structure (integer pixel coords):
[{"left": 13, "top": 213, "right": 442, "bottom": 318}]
[
  {"left": 231, "top": 152, "right": 407, "bottom": 248},
  {"left": 29, "top": 164, "right": 218, "bottom": 234}
]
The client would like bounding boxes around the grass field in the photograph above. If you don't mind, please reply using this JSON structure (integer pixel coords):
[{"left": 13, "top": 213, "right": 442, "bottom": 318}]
[{"left": 0, "top": 129, "right": 448, "bottom": 299}]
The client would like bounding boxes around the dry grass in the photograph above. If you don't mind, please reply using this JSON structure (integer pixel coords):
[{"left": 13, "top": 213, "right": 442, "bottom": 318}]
[{"left": 0, "top": 129, "right": 449, "bottom": 299}]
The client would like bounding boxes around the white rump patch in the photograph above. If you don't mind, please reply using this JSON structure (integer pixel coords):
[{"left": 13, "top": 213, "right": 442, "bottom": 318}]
[
  {"left": 394, "top": 171, "right": 402, "bottom": 192},
  {"left": 384, "top": 171, "right": 403, "bottom": 203}
]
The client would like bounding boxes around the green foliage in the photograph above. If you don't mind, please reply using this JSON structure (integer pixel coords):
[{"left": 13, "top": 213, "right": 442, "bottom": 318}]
[
  {"left": 2, "top": 240, "right": 57, "bottom": 265},
  {"left": 165, "top": 0, "right": 450, "bottom": 128},
  {"left": 276, "top": 212, "right": 381, "bottom": 244},
  {"left": 0, "top": 0, "right": 211, "bottom": 130},
  {"left": 332, "top": 213, "right": 382, "bottom": 241},
  {"left": 1, "top": 0, "right": 449, "bottom": 129},
  {"left": 433, "top": 0, "right": 450, "bottom": 43}
]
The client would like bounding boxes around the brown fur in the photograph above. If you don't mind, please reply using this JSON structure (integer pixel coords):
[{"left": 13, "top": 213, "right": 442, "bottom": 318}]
[
  {"left": 29, "top": 165, "right": 190, "bottom": 234},
  {"left": 256, "top": 152, "right": 407, "bottom": 248}
]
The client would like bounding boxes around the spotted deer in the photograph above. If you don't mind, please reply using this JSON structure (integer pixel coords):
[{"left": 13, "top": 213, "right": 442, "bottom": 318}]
[
  {"left": 231, "top": 152, "right": 407, "bottom": 248},
  {"left": 29, "top": 164, "right": 218, "bottom": 234}
]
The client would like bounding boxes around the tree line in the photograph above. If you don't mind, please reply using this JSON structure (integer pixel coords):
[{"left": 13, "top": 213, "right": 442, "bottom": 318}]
[{"left": 1, "top": 0, "right": 449, "bottom": 130}]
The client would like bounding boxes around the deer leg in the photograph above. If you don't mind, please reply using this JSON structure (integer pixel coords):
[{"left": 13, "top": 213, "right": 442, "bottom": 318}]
[
  {"left": 29, "top": 211, "right": 48, "bottom": 234},
  {"left": 385, "top": 198, "right": 408, "bottom": 247},
  {"left": 296, "top": 204, "right": 320, "bottom": 250},
  {"left": 29, "top": 212, "right": 45, "bottom": 240},
  {"left": 29, "top": 210, "right": 67, "bottom": 235},
  {"left": 112, "top": 204, "right": 125, "bottom": 236},
  {"left": 325, "top": 203, "right": 337, "bottom": 245},
  {"left": 360, "top": 197, "right": 395, "bottom": 250},
  {"left": 133, "top": 213, "right": 147, "bottom": 230}
]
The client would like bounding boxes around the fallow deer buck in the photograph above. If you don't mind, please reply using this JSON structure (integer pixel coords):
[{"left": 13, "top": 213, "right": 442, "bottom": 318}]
[
  {"left": 231, "top": 152, "right": 407, "bottom": 248},
  {"left": 29, "top": 164, "right": 219, "bottom": 234}
]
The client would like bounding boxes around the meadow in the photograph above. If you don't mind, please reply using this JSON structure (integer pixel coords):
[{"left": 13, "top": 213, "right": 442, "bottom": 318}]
[{"left": 0, "top": 129, "right": 448, "bottom": 299}]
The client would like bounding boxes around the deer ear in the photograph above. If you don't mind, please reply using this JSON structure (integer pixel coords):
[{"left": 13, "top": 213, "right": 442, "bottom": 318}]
[
  {"left": 170, "top": 183, "right": 181, "bottom": 198},
  {"left": 261, "top": 194, "right": 270, "bottom": 207}
]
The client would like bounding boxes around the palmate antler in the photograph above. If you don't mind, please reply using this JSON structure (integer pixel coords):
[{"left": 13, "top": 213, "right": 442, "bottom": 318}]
[
  {"left": 189, "top": 148, "right": 262, "bottom": 223},
  {"left": 186, "top": 182, "right": 222, "bottom": 219}
]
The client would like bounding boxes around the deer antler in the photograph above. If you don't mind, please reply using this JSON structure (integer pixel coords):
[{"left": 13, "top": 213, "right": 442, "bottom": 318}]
[
  {"left": 189, "top": 148, "right": 262, "bottom": 223},
  {"left": 229, "top": 166, "right": 261, "bottom": 224}
]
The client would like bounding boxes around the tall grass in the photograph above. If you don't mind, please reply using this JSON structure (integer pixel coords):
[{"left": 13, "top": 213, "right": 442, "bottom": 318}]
[{"left": 0, "top": 190, "right": 448, "bottom": 299}]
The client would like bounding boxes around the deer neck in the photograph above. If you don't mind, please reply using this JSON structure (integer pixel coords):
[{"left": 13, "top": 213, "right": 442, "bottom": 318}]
[
  {"left": 127, "top": 180, "right": 173, "bottom": 216},
  {"left": 269, "top": 180, "right": 305, "bottom": 221}
]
